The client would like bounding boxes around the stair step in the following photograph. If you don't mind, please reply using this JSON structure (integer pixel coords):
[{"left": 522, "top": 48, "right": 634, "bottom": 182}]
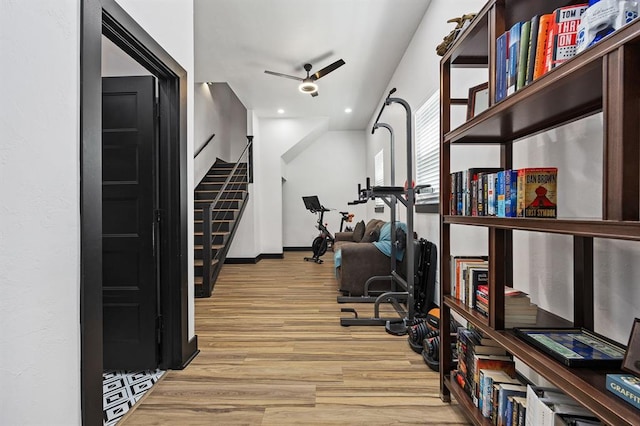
[
  {"left": 194, "top": 208, "right": 238, "bottom": 221},
  {"left": 194, "top": 219, "right": 233, "bottom": 233},
  {"left": 194, "top": 258, "right": 220, "bottom": 276},
  {"left": 194, "top": 258, "right": 219, "bottom": 267},
  {"left": 194, "top": 231, "right": 229, "bottom": 245},
  {"left": 194, "top": 190, "right": 246, "bottom": 201},
  {"left": 194, "top": 200, "right": 242, "bottom": 209}
]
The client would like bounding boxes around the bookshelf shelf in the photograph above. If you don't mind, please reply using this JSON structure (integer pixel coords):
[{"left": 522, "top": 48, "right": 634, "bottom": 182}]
[
  {"left": 439, "top": 0, "right": 640, "bottom": 425},
  {"left": 443, "top": 216, "right": 640, "bottom": 241}
]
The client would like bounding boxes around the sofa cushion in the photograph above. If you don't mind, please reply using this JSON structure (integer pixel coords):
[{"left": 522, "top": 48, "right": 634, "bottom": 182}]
[{"left": 352, "top": 220, "right": 365, "bottom": 242}]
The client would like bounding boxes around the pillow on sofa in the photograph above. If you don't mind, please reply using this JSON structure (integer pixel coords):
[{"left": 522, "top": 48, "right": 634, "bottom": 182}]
[
  {"left": 361, "top": 228, "right": 380, "bottom": 243},
  {"left": 352, "top": 220, "right": 365, "bottom": 242},
  {"left": 360, "top": 219, "right": 384, "bottom": 243}
]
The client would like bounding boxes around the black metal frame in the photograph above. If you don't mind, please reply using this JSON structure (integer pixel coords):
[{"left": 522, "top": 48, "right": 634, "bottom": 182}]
[{"left": 339, "top": 89, "right": 424, "bottom": 333}]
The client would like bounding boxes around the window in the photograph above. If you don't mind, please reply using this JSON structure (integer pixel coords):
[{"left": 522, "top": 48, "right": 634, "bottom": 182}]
[
  {"left": 374, "top": 149, "right": 384, "bottom": 210},
  {"left": 415, "top": 90, "right": 440, "bottom": 210}
]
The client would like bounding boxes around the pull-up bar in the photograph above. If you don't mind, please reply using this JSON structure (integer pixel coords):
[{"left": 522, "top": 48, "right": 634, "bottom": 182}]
[{"left": 371, "top": 88, "right": 397, "bottom": 134}]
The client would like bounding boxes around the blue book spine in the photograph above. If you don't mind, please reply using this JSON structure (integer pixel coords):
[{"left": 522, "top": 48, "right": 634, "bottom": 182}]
[
  {"left": 507, "top": 22, "right": 522, "bottom": 96},
  {"left": 505, "top": 170, "right": 518, "bottom": 218},
  {"left": 606, "top": 374, "right": 640, "bottom": 410},
  {"left": 496, "top": 32, "right": 508, "bottom": 102},
  {"left": 497, "top": 171, "right": 506, "bottom": 217}
]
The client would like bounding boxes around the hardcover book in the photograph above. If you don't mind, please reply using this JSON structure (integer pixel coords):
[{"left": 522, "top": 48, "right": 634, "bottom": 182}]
[
  {"left": 533, "top": 14, "right": 554, "bottom": 80},
  {"left": 546, "top": 4, "right": 589, "bottom": 71},
  {"left": 516, "top": 20, "right": 531, "bottom": 91},
  {"left": 606, "top": 373, "right": 640, "bottom": 410},
  {"left": 507, "top": 22, "right": 523, "bottom": 96},
  {"left": 496, "top": 32, "right": 509, "bottom": 101},
  {"left": 516, "top": 167, "right": 558, "bottom": 218},
  {"left": 525, "top": 15, "right": 540, "bottom": 85}
]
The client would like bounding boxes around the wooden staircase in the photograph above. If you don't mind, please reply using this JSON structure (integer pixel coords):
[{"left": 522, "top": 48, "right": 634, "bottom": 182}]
[{"left": 194, "top": 158, "right": 249, "bottom": 298}]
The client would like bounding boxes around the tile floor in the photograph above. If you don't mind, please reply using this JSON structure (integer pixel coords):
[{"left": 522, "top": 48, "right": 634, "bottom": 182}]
[{"left": 103, "top": 369, "right": 164, "bottom": 425}]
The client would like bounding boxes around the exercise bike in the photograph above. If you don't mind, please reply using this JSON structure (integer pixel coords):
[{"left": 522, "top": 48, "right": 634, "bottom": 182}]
[{"left": 302, "top": 196, "right": 352, "bottom": 264}]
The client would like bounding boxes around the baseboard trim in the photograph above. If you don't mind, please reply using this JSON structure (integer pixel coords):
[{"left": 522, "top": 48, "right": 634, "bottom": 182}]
[
  {"left": 284, "top": 246, "right": 312, "bottom": 251},
  {"left": 225, "top": 253, "right": 285, "bottom": 264}
]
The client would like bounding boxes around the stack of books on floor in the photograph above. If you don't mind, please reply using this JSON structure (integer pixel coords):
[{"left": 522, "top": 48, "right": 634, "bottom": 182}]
[{"left": 476, "top": 285, "right": 539, "bottom": 328}]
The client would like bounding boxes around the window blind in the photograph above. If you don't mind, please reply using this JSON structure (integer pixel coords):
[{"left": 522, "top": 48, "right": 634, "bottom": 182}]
[{"left": 415, "top": 90, "right": 440, "bottom": 204}]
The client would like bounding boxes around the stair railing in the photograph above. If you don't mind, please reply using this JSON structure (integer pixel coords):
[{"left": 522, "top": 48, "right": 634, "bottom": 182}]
[
  {"left": 194, "top": 132, "right": 215, "bottom": 158},
  {"left": 201, "top": 135, "right": 253, "bottom": 294}
]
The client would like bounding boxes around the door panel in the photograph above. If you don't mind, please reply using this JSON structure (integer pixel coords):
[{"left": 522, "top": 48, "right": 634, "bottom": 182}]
[{"left": 102, "top": 75, "right": 159, "bottom": 370}]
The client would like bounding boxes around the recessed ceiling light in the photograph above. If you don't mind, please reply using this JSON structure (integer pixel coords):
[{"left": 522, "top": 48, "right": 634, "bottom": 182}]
[
  {"left": 277, "top": 109, "right": 285, "bottom": 114},
  {"left": 345, "top": 108, "right": 352, "bottom": 113}
]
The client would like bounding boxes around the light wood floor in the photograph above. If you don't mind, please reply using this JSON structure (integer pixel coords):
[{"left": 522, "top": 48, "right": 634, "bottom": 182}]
[{"left": 122, "top": 251, "right": 470, "bottom": 425}]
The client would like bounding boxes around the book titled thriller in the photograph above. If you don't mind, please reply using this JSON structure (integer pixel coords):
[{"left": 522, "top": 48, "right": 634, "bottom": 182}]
[
  {"left": 606, "top": 373, "right": 640, "bottom": 410},
  {"left": 516, "top": 167, "right": 557, "bottom": 218},
  {"left": 545, "top": 4, "right": 589, "bottom": 72}
]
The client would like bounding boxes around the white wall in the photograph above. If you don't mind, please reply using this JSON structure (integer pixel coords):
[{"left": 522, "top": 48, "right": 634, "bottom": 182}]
[
  {"left": 193, "top": 82, "right": 248, "bottom": 185},
  {"left": 364, "top": 0, "right": 640, "bottom": 343},
  {"left": 282, "top": 131, "right": 367, "bottom": 247},
  {"left": 0, "top": 1, "right": 82, "bottom": 424},
  {"left": 227, "top": 111, "right": 262, "bottom": 258},
  {"left": 115, "top": 0, "right": 196, "bottom": 338},
  {"left": 250, "top": 117, "right": 331, "bottom": 254}
]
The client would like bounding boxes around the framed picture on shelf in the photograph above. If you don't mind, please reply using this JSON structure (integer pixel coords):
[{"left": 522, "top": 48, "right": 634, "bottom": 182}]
[
  {"left": 513, "top": 327, "right": 626, "bottom": 367},
  {"left": 622, "top": 318, "right": 640, "bottom": 376},
  {"left": 467, "top": 82, "right": 489, "bottom": 120}
]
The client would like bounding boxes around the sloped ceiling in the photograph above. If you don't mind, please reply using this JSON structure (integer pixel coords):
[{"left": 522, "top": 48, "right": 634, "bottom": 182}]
[{"left": 194, "top": 0, "right": 433, "bottom": 131}]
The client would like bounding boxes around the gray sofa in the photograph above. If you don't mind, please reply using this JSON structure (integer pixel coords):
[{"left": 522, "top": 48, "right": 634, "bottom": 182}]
[{"left": 333, "top": 219, "right": 404, "bottom": 297}]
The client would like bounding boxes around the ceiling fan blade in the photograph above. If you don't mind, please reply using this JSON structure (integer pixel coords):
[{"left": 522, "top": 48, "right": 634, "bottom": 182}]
[
  {"left": 311, "top": 91, "right": 319, "bottom": 97},
  {"left": 264, "top": 70, "right": 303, "bottom": 81},
  {"left": 311, "top": 59, "right": 345, "bottom": 80}
]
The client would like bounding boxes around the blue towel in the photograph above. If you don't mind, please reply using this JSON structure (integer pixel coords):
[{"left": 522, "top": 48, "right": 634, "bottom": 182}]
[{"left": 373, "top": 221, "right": 407, "bottom": 261}]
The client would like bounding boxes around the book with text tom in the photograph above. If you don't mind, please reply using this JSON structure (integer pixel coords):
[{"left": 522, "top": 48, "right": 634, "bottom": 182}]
[{"left": 545, "top": 4, "right": 589, "bottom": 72}]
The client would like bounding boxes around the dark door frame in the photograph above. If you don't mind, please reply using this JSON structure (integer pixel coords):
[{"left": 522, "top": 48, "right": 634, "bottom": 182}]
[{"left": 81, "top": 1, "right": 197, "bottom": 424}]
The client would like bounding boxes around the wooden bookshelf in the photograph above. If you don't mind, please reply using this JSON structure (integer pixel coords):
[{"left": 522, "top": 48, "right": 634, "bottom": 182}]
[{"left": 438, "top": 1, "right": 640, "bottom": 425}]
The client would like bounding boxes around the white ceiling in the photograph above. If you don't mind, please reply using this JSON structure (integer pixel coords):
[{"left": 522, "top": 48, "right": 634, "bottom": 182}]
[{"left": 194, "top": 0, "right": 433, "bottom": 131}]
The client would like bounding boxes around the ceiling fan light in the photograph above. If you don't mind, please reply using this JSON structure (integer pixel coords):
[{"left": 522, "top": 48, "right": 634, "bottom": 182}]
[{"left": 298, "top": 81, "right": 318, "bottom": 94}]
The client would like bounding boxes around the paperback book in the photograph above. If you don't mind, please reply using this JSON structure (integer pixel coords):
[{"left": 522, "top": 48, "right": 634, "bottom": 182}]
[{"left": 516, "top": 167, "right": 558, "bottom": 218}]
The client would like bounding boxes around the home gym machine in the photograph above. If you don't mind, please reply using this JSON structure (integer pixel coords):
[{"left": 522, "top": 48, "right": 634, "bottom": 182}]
[
  {"left": 302, "top": 195, "right": 352, "bottom": 264},
  {"left": 339, "top": 88, "right": 432, "bottom": 335}
]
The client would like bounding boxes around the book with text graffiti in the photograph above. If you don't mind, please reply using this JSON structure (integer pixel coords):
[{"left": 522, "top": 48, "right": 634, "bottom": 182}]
[{"left": 516, "top": 168, "right": 558, "bottom": 218}]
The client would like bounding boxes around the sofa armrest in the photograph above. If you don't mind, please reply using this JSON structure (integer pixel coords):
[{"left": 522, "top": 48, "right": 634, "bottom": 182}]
[
  {"left": 334, "top": 232, "right": 354, "bottom": 242},
  {"left": 337, "top": 243, "right": 393, "bottom": 297}
]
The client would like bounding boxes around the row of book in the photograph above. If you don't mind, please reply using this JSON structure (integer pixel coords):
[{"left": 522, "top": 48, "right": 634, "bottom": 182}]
[
  {"left": 450, "top": 256, "right": 539, "bottom": 327},
  {"left": 450, "top": 167, "right": 557, "bottom": 219},
  {"left": 453, "top": 325, "right": 603, "bottom": 425},
  {"left": 496, "top": 4, "right": 588, "bottom": 102}
]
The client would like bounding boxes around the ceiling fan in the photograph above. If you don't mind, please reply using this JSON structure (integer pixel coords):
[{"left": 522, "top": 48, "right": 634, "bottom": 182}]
[{"left": 264, "top": 59, "right": 345, "bottom": 97}]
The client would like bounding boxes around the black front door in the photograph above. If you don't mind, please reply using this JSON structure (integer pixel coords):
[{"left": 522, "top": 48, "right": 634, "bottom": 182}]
[{"left": 102, "top": 76, "right": 159, "bottom": 370}]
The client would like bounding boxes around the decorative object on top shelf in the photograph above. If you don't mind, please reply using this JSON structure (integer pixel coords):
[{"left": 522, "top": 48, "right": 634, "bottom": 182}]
[
  {"left": 576, "top": 0, "right": 639, "bottom": 54},
  {"left": 622, "top": 318, "right": 640, "bottom": 376},
  {"left": 513, "top": 327, "right": 626, "bottom": 367},
  {"left": 435, "top": 13, "right": 477, "bottom": 56},
  {"left": 466, "top": 82, "right": 489, "bottom": 120}
]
